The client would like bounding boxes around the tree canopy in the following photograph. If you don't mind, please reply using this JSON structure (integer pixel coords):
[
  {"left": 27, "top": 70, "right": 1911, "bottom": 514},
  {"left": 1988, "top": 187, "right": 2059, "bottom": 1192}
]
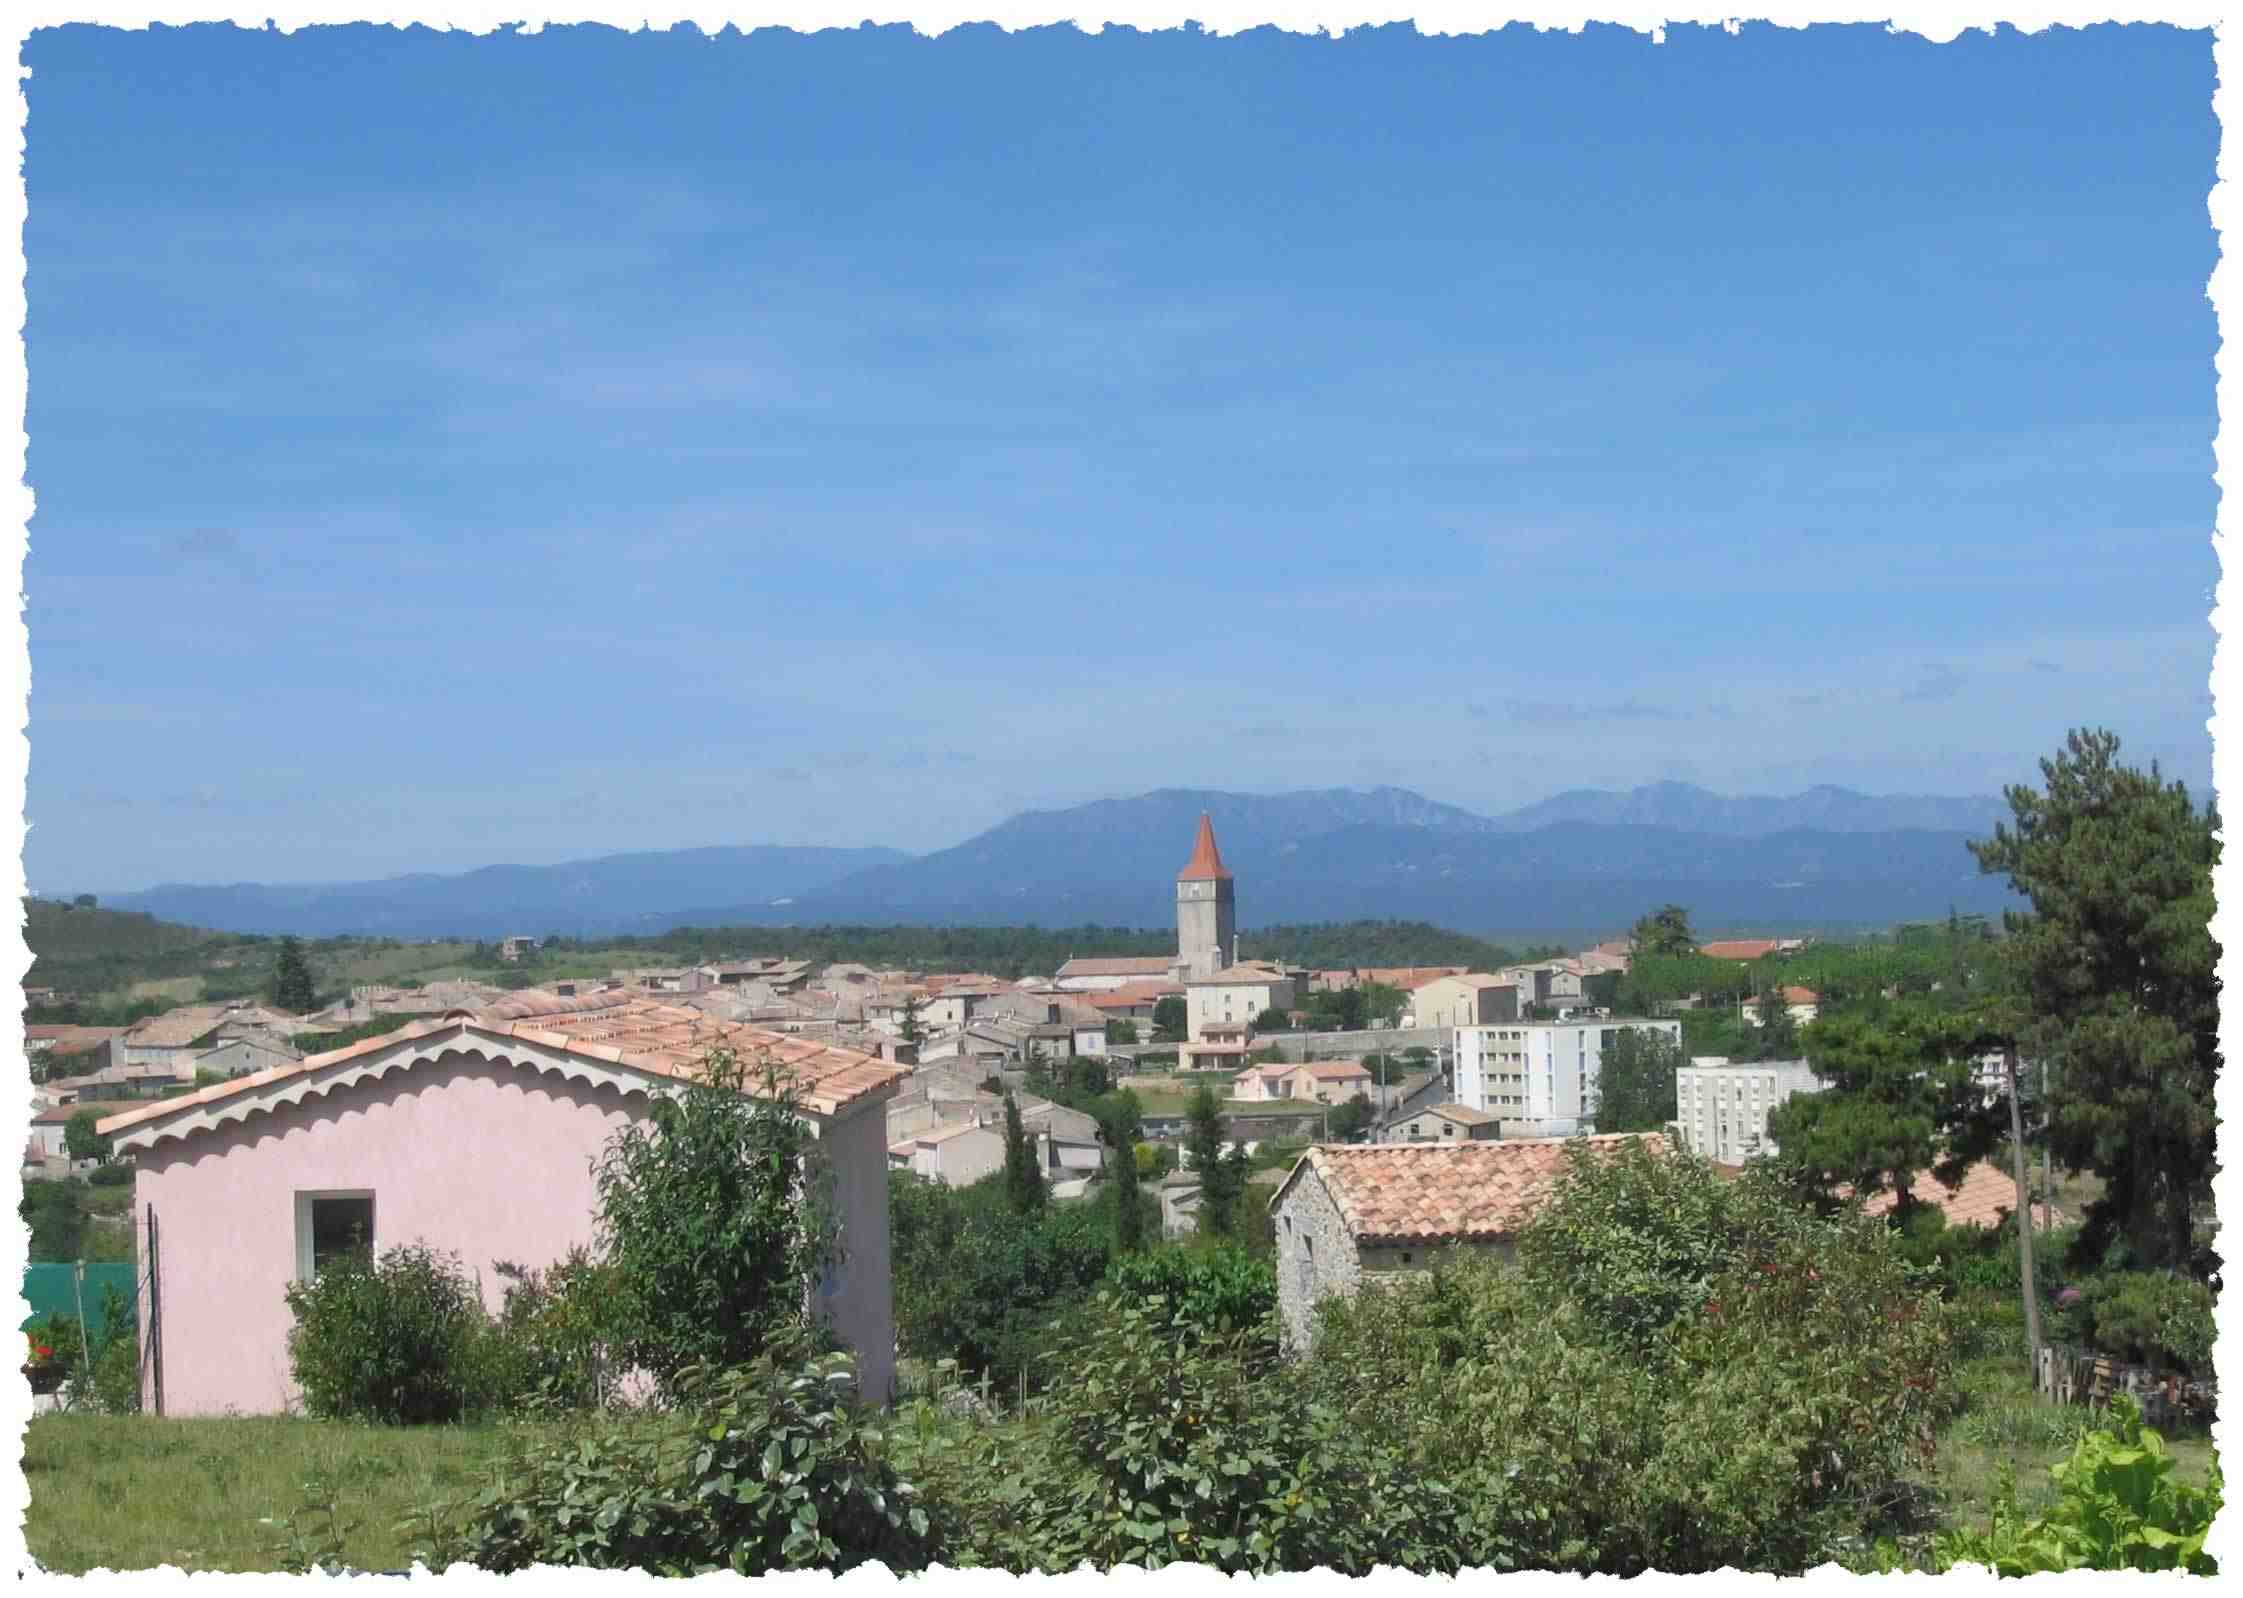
[
  {"left": 1767, "top": 1006, "right": 2002, "bottom": 1214},
  {"left": 592, "top": 1046, "right": 839, "bottom": 1394},
  {"left": 1629, "top": 905, "right": 1698, "bottom": 960},
  {"left": 1968, "top": 728, "right": 2219, "bottom": 1272},
  {"left": 1592, "top": 1028, "right": 1683, "bottom": 1134},
  {"left": 270, "top": 935, "right": 319, "bottom": 1013}
]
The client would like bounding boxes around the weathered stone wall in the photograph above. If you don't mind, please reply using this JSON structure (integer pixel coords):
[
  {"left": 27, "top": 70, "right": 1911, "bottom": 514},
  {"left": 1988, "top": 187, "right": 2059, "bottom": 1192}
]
[
  {"left": 1271, "top": 1164, "right": 1362, "bottom": 1357},
  {"left": 1265, "top": 1027, "right": 1452, "bottom": 1063}
]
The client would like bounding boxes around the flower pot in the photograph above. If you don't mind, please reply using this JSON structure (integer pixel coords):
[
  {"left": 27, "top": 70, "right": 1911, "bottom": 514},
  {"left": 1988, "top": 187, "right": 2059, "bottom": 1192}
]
[{"left": 23, "top": 1363, "right": 66, "bottom": 1396}]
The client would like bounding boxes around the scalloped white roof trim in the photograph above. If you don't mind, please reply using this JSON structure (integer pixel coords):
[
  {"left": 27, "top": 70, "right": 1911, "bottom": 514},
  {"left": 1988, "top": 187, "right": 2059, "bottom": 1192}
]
[{"left": 108, "top": 1027, "right": 785, "bottom": 1155}]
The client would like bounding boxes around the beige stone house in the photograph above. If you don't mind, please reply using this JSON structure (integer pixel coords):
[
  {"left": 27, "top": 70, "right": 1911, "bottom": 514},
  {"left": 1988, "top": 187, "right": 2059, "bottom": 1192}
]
[
  {"left": 1404, "top": 974, "right": 1519, "bottom": 1030},
  {"left": 1185, "top": 963, "right": 1298, "bottom": 1040},
  {"left": 1277, "top": 1060, "right": 1374, "bottom": 1105},
  {"left": 1054, "top": 955, "right": 1182, "bottom": 993},
  {"left": 1269, "top": 1134, "right": 1666, "bottom": 1353},
  {"left": 888, "top": 1121, "right": 1006, "bottom": 1186},
  {"left": 1385, "top": 1101, "right": 1499, "bottom": 1143}
]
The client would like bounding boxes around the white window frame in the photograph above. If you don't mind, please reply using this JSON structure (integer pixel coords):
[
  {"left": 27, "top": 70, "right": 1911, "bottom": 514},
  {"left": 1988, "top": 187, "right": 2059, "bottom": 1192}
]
[{"left": 295, "top": 1189, "right": 376, "bottom": 1283}]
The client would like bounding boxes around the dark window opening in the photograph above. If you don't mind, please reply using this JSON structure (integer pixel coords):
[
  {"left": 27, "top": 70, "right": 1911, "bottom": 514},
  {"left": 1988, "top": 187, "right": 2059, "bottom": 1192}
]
[{"left": 310, "top": 1195, "right": 373, "bottom": 1274}]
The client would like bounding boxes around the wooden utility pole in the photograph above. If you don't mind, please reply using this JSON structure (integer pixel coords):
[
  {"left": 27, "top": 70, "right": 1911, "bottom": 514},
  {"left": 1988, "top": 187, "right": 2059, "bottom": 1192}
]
[{"left": 2003, "top": 1044, "right": 2042, "bottom": 1380}]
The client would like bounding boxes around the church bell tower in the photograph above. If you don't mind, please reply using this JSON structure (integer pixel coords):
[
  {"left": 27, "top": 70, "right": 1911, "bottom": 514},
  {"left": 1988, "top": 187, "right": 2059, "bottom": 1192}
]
[{"left": 1175, "top": 812, "right": 1237, "bottom": 981}]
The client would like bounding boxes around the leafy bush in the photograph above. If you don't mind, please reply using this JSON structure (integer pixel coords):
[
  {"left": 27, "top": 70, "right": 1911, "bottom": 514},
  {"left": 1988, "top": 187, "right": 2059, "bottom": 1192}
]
[
  {"left": 890, "top": 1171, "right": 1112, "bottom": 1393},
  {"left": 62, "top": 1282, "right": 142, "bottom": 1415},
  {"left": 86, "top": 1163, "right": 133, "bottom": 1188},
  {"left": 88, "top": 1331, "right": 141, "bottom": 1415},
  {"left": 2072, "top": 1271, "right": 2216, "bottom": 1377},
  {"left": 433, "top": 1345, "right": 933, "bottom": 1575},
  {"left": 1512, "top": 1139, "right": 1839, "bottom": 1356},
  {"left": 1304, "top": 1145, "right": 1959, "bottom": 1574},
  {"left": 1934, "top": 1397, "right": 2219, "bottom": 1574},
  {"left": 594, "top": 1046, "right": 840, "bottom": 1398},
  {"left": 283, "top": 1244, "right": 492, "bottom": 1424},
  {"left": 1106, "top": 1243, "right": 1276, "bottom": 1347},
  {"left": 911, "top": 1289, "right": 1478, "bottom": 1574},
  {"left": 482, "top": 1248, "right": 629, "bottom": 1412}
]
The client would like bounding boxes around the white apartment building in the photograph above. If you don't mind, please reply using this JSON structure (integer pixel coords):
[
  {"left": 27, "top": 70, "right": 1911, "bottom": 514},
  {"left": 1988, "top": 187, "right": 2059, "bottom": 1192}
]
[
  {"left": 1673, "top": 1057, "right": 1826, "bottom": 1163},
  {"left": 1453, "top": 1018, "right": 1682, "bottom": 1134}
]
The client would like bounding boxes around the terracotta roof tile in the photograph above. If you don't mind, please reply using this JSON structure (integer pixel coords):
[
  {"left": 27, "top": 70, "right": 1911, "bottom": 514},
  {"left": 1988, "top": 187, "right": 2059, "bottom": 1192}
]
[
  {"left": 1176, "top": 813, "right": 1232, "bottom": 882},
  {"left": 1858, "top": 1162, "right": 2060, "bottom": 1231},
  {"left": 96, "top": 991, "right": 909, "bottom": 1140},
  {"left": 123, "top": 1008, "right": 228, "bottom": 1048},
  {"left": 1282, "top": 1133, "right": 1666, "bottom": 1244},
  {"left": 1056, "top": 956, "right": 1178, "bottom": 979},
  {"left": 1700, "top": 940, "right": 1784, "bottom": 962}
]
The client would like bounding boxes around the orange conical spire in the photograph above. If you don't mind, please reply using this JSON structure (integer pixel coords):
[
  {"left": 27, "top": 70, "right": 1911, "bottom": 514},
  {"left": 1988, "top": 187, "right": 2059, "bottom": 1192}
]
[{"left": 1177, "top": 812, "right": 1232, "bottom": 882}]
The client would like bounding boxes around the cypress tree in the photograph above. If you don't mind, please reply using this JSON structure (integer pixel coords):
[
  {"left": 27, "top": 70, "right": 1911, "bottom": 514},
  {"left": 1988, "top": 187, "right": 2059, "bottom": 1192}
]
[
  {"left": 272, "top": 936, "right": 317, "bottom": 1013},
  {"left": 1105, "top": 1107, "right": 1146, "bottom": 1255},
  {"left": 1002, "top": 1092, "right": 1045, "bottom": 1213}
]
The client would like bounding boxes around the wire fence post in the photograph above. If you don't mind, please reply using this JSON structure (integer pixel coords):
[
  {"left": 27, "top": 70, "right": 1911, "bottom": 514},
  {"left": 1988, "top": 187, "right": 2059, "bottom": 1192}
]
[{"left": 145, "top": 1204, "right": 163, "bottom": 1418}]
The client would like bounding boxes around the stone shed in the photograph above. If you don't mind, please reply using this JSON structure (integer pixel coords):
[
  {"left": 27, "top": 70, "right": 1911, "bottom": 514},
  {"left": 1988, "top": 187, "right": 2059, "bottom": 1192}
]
[{"left": 1267, "top": 1133, "right": 1666, "bottom": 1355}]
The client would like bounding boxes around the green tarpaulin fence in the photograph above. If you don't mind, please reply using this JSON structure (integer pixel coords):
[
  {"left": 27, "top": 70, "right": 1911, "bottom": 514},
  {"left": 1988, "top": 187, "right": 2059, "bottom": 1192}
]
[{"left": 21, "top": 1263, "right": 136, "bottom": 1341}]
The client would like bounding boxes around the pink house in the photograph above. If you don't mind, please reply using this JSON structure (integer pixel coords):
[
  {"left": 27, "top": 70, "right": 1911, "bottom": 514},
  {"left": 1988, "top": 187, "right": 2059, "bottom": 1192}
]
[{"left": 96, "top": 991, "right": 909, "bottom": 1416}]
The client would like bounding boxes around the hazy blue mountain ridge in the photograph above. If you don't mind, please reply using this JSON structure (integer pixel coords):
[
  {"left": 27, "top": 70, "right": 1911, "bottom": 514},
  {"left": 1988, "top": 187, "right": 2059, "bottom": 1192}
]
[{"left": 102, "top": 783, "right": 2014, "bottom": 939}]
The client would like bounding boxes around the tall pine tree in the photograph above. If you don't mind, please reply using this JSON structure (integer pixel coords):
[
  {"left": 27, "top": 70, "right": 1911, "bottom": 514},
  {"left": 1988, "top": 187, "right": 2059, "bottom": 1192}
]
[{"left": 1969, "top": 729, "right": 2220, "bottom": 1272}]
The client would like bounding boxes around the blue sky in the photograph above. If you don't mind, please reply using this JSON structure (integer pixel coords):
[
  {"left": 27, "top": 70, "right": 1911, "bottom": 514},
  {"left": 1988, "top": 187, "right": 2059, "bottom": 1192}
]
[{"left": 24, "top": 22, "right": 2218, "bottom": 893}]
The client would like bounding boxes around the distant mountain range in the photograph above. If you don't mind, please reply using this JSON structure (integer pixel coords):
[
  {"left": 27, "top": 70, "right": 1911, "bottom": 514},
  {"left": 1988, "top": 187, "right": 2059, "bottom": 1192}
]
[
  {"left": 106, "top": 846, "right": 911, "bottom": 941},
  {"left": 104, "top": 782, "right": 2020, "bottom": 940}
]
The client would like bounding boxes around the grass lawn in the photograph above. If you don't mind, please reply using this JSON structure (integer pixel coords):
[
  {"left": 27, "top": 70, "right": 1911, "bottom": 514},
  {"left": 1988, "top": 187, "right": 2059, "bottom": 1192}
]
[
  {"left": 325, "top": 942, "right": 476, "bottom": 986},
  {"left": 21, "top": 1412, "right": 538, "bottom": 1575},
  {"left": 1931, "top": 1350, "right": 2219, "bottom": 1530},
  {"left": 122, "top": 977, "right": 204, "bottom": 1004}
]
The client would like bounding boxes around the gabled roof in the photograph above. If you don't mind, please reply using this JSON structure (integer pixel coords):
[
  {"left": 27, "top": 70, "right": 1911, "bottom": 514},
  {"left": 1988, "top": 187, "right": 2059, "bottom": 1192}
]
[
  {"left": 1272, "top": 1134, "right": 1667, "bottom": 1245},
  {"left": 33, "top": 1100, "right": 140, "bottom": 1125},
  {"left": 97, "top": 990, "right": 909, "bottom": 1146},
  {"left": 1291, "top": 1059, "right": 1372, "bottom": 1080},
  {"left": 1056, "top": 956, "right": 1179, "bottom": 980},
  {"left": 1700, "top": 940, "right": 1784, "bottom": 962},
  {"left": 1187, "top": 962, "right": 1289, "bottom": 987},
  {"left": 1414, "top": 1103, "right": 1498, "bottom": 1126},
  {"left": 1856, "top": 1161, "right": 2062, "bottom": 1231},
  {"left": 124, "top": 1008, "right": 228, "bottom": 1048},
  {"left": 1177, "top": 813, "right": 1232, "bottom": 882}
]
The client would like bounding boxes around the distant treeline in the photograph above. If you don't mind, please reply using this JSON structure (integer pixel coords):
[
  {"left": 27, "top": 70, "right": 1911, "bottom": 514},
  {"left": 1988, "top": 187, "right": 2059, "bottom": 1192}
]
[
  {"left": 23, "top": 897, "right": 264, "bottom": 1003},
  {"left": 529, "top": 919, "right": 1556, "bottom": 980}
]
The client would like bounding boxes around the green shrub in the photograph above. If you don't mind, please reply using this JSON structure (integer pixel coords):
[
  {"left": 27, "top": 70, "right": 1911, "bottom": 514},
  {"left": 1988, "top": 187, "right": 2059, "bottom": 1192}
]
[
  {"left": 88, "top": 1331, "right": 141, "bottom": 1415},
  {"left": 434, "top": 1345, "right": 932, "bottom": 1575},
  {"left": 929, "top": 1289, "right": 1478, "bottom": 1574},
  {"left": 86, "top": 1163, "right": 133, "bottom": 1188},
  {"left": 890, "top": 1171, "right": 1112, "bottom": 1393},
  {"left": 1106, "top": 1243, "right": 1276, "bottom": 1346},
  {"left": 1934, "top": 1396, "right": 2220, "bottom": 1574},
  {"left": 2073, "top": 1272, "right": 2216, "bottom": 1377},
  {"left": 1512, "top": 1139, "right": 1842, "bottom": 1358},
  {"left": 1303, "top": 1146, "right": 1959, "bottom": 1575},
  {"left": 283, "top": 1244, "right": 492, "bottom": 1424},
  {"left": 593, "top": 1046, "right": 840, "bottom": 1398},
  {"left": 483, "top": 1248, "right": 629, "bottom": 1413}
]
